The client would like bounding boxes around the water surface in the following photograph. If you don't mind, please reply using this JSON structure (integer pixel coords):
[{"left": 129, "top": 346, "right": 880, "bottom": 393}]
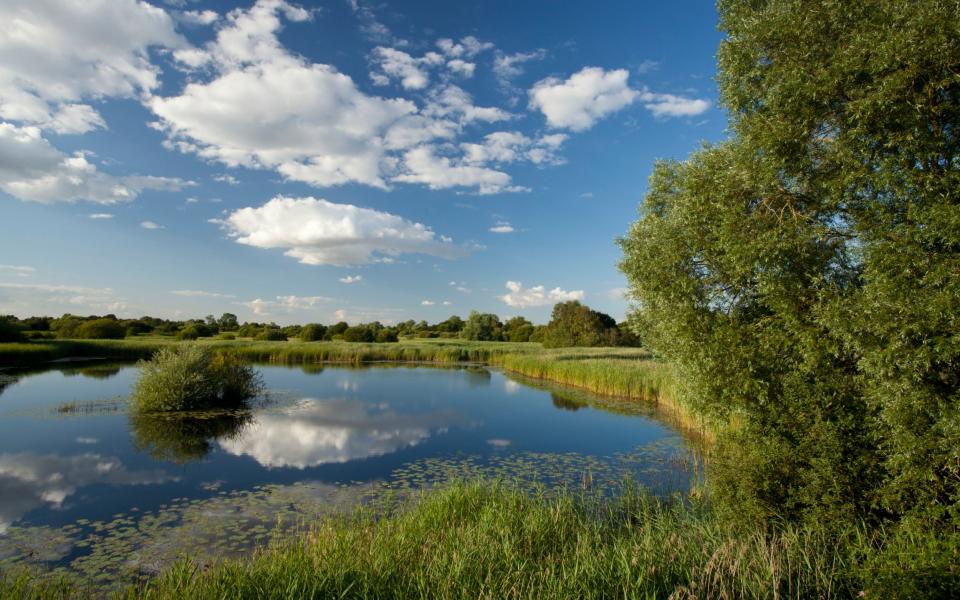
[{"left": 0, "top": 362, "right": 691, "bottom": 587}]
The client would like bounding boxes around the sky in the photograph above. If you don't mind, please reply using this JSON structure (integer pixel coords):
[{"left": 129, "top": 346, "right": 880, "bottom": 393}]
[{"left": 0, "top": 0, "right": 726, "bottom": 325}]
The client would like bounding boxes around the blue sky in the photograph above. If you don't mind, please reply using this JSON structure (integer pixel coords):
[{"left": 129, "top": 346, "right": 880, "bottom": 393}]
[{"left": 0, "top": 0, "right": 725, "bottom": 325}]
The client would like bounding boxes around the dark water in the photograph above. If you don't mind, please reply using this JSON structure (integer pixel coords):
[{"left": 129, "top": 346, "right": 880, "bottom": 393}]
[{"left": 0, "top": 362, "right": 691, "bottom": 585}]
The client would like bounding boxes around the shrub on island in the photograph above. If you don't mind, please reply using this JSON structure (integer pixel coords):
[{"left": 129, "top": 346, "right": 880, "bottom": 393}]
[{"left": 131, "top": 345, "right": 263, "bottom": 412}]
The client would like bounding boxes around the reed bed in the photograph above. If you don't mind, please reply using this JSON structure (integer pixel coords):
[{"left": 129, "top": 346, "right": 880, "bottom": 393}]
[{"left": 0, "top": 481, "right": 887, "bottom": 599}]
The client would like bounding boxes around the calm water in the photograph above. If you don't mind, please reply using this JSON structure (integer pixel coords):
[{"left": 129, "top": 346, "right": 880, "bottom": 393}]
[{"left": 0, "top": 362, "right": 691, "bottom": 586}]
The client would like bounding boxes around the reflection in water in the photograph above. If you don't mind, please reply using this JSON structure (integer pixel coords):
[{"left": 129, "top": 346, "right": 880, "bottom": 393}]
[
  {"left": 219, "top": 399, "right": 464, "bottom": 469},
  {"left": 551, "top": 393, "right": 585, "bottom": 412},
  {"left": 0, "top": 452, "right": 175, "bottom": 533},
  {"left": 62, "top": 366, "right": 123, "bottom": 380},
  {"left": 464, "top": 367, "right": 491, "bottom": 387},
  {"left": 130, "top": 411, "right": 253, "bottom": 464}
]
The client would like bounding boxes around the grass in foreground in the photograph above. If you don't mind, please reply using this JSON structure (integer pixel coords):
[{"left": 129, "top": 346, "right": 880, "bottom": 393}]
[{"left": 3, "top": 482, "right": 955, "bottom": 599}]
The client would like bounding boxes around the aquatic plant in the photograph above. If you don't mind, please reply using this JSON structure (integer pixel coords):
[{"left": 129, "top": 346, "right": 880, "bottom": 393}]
[{"left": 131, "top": 345, "right": 263, "bottom": 412}]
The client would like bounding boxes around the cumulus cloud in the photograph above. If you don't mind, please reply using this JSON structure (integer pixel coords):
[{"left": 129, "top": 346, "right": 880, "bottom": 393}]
[
  {"left": 0, "top": 0, "right": 184, "bottom": 134},
  {"left": 394, "top": 146, "right": 525, "bottom": 195},
  {"left": 338, "top": 275, "right": 362, "bottom": 284},
  {"left": 88, "top": 212, "right": 114, "bottom": 219},
  {"left": 499, "top": 280, "right": 584, "bottom": 308},
  {"left": 0, "top": 123, "right": 190, "bottom": 203},
  {"left": 639, "top": 89, "right": 710, "bottom": 118},
  {"left": 460, "top": 131, "right": 566, "bottom": 166},
  {"left": 489, "top": 221, "right": 515, "bottom": 233},
  {"left": 214, "top": 195, "right": 475, "bottom": 266},
  {"left": 177, "top": 9, "right": 219, "bottom": 26},
  {"left": 140, "top": 221, "right": 164, "bottom": 230},
  {"left": 421, "top": 300, "right": 435, "bottom": 306},
  {"left": 152, "top": 0, "right": 414, "bottom": 189},
  {"left": 369, "top": 47, "right": 443, "bottom": 90},
  {"left": 436, "top": 37, "right": 493, "bottom": 59},
  {"left": 529, "top": 67, "right": 640, "bottom": 131}
]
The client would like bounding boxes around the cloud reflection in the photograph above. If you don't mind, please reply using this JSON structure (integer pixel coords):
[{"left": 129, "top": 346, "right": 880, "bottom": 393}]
[
  {"left": 0, "top": 452, "right": 176, "bottom": 533},
  {"left": 219, "top": 399, "right": 463, "bottom": 469}
]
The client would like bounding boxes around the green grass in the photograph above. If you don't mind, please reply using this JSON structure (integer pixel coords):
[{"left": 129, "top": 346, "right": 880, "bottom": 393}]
[{"left": 4, "top": 481, "right": 954, "bottom": 599}]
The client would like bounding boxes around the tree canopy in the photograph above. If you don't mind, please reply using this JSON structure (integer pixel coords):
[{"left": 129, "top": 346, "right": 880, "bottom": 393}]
[{"left": 620, "top": 0, "right": 960, "bottom": 527}]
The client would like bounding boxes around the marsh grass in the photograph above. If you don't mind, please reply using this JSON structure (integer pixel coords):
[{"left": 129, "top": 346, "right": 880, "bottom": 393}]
[{"left": 0, "top": 481, "right": 893, "bottom": 599}]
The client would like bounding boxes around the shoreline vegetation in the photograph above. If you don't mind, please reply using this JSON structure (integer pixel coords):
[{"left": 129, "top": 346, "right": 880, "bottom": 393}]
[{"left": 0, "top": 337, "right": 700, "bottom": 431}]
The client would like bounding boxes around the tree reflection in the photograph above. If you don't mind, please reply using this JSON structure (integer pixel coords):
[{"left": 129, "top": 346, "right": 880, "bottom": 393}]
[
  {"left": 551, "top": 393, "right": 585, "bottom": 412},
  {"left": 130, "top": 410, "right": 253, "bottom": 464}
]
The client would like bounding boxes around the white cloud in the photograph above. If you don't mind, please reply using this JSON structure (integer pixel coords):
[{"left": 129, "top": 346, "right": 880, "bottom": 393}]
[
  {"left": 446, "top": 59, "right": 475, "bottom": 78},
  {"left": 499, "top": 280, "right": 584, "bottom": 308},
  {"left": 422, "top": 85, "right": 512, "bottom": 125},
  {"left": 170, "top": 289, "right": 235, "bottom": 298},
  {"left": 178, "top": 9, "right": 219, "bottom": 26},
  {"left": 579, "top": 192, "right": 594, "bottom": 198},
  {"left": 338, "top": 275, "right": 362, "bottom": 284},
  {"left": 460, "top": 131, "right": 566, "bottom": 167},
  {"left": 0, "top": 265, "right": 34, "bottom": 277},
  {"left": 436, "top": 37, "right": 493, "bottom": 59},
  {"left": 639, "top": 89, "right": 710, "bottom": 118},
  {"left": 529, "top": 67, "right": 639, "bottom": 131},
  {"left": 369, "top": 47, "right": 443, "bottom": 90},
  {"left": 493, "top": 49, "right": 546, "bottom": 87},
  {"left": 442, "top": 300, "right": 452, "bottom": 306},
  {"left": 153, "top": 1, "right": 415, "bottom": 190},
  {"left": 88, "top": 212, "right": 114, "bottom": 219},
  {"left": 420, "top": 300, "right": 435, "bottom": 306},
  {"left": 0, "top": 282, "right": 127, "bottom": 314},
  {"left": 214, "top": 195, "right": 474, "bottom": 266},
  {"left": 0, "top": 123, "right": 190, "bottom": 203},
  {"left": 489, "top": 221, "right": 515, "bottom": 234},
  {"left": 140, "top": 220, "right": 164, "bottom": 230},
  {"left": 394, "top": 146, "right": 525, "bottom": 195},
  {"left": 213, "top": 173, "right": 239, "bottom": 185},
  {"left": 0, "top": 0, "right": 184, "bottom": 134},
  {"left": 242, "top": 294, "right": 333, "bottom": 316}
]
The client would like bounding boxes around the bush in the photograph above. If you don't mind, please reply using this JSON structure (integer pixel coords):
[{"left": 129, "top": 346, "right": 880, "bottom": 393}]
[
  {"left": 176, "top": 324, "right": 204, "bottom": 340},
  {"left": 75, "top": 318, "right": 126, "bottom": 339},
  {"left": 460, "top": 311, "right": 503, "bottom": 341},
  {"left": 343, "top": 325, "right": 374, "bottom": 343},
  {"left": 0, "top": 318, "right": 24, "bottom": 342},
  {"left": 300, "top": 323, "right": 327, "bottom": 341},
  {"left": 131, "top": 345, "right": 263, "bottom": 412},
  {"left": 255, "top": 328, "right": 287, "bottom": 341},
  {"left": 376, "top": 328, "right": 399, "bottom": 343},
  {"left": 217, "top": 332, "right": 237, "bottom": 340}
]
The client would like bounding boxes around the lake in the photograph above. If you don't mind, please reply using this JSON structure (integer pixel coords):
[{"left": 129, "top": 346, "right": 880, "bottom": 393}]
[{"left": 0, "top": 362, "right": 692, "bottom": 587}]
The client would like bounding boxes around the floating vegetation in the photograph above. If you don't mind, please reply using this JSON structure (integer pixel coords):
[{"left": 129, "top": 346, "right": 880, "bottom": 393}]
[{"left": 0, "top": 440, "right": 694, "bottom": 592}]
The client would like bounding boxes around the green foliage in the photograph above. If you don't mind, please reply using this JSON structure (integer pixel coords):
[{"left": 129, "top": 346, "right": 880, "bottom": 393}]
[
  {"left": 460, "top": 311, "right": 504, "bottom": 341},
  {"left": 0, "top": 317, "right": 25, "bottom": 343},
  {"left": 376, "top": 328, "right": 399, "bottom": 343},
  {"left": 217, "top": 312, "right": 239, "bottom": 331},
  {"left": 176, "top": 324, "right": 208, "bottom": 340},
  {"left": 254, "top": 328, "right": 287, "bottom": 341},
  {"left": 299, "top": 323, "right": 327, "bottom": 341},
  {"left": 131, "top": 345, "right": 263, "bottom": 412},
  {"left": 343, "top": 324, "right": 375, "bottom": 343},
  {"left": 74, "top": 318, "right": 126, "bottom": 340},
  {"left": 541, "top": 301, "right": 619, "bottom": 348},
  {"left": 326, "top": 321, "right": 349, "bottom": 339},
  {"left": 503, "top": 316, "right": 534, "bottom": 342},
  {"left": 620, "top": 0, "right": 960, "bottom": 527}
]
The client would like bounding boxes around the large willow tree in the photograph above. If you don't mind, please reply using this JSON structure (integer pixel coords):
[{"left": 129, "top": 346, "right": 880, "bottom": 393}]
[{"left": 620, "top": 0, "right": 959, "bottom": 526}]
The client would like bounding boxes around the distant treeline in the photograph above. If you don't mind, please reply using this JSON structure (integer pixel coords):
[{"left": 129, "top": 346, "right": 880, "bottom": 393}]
[{"left": 0, "top": 301, "right": 640, "bottom": 349}]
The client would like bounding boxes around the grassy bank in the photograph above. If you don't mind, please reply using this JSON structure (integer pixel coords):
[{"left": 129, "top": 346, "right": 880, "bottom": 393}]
[{"left": 4, "top": 481, "right": 952, "bottom": 599}]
